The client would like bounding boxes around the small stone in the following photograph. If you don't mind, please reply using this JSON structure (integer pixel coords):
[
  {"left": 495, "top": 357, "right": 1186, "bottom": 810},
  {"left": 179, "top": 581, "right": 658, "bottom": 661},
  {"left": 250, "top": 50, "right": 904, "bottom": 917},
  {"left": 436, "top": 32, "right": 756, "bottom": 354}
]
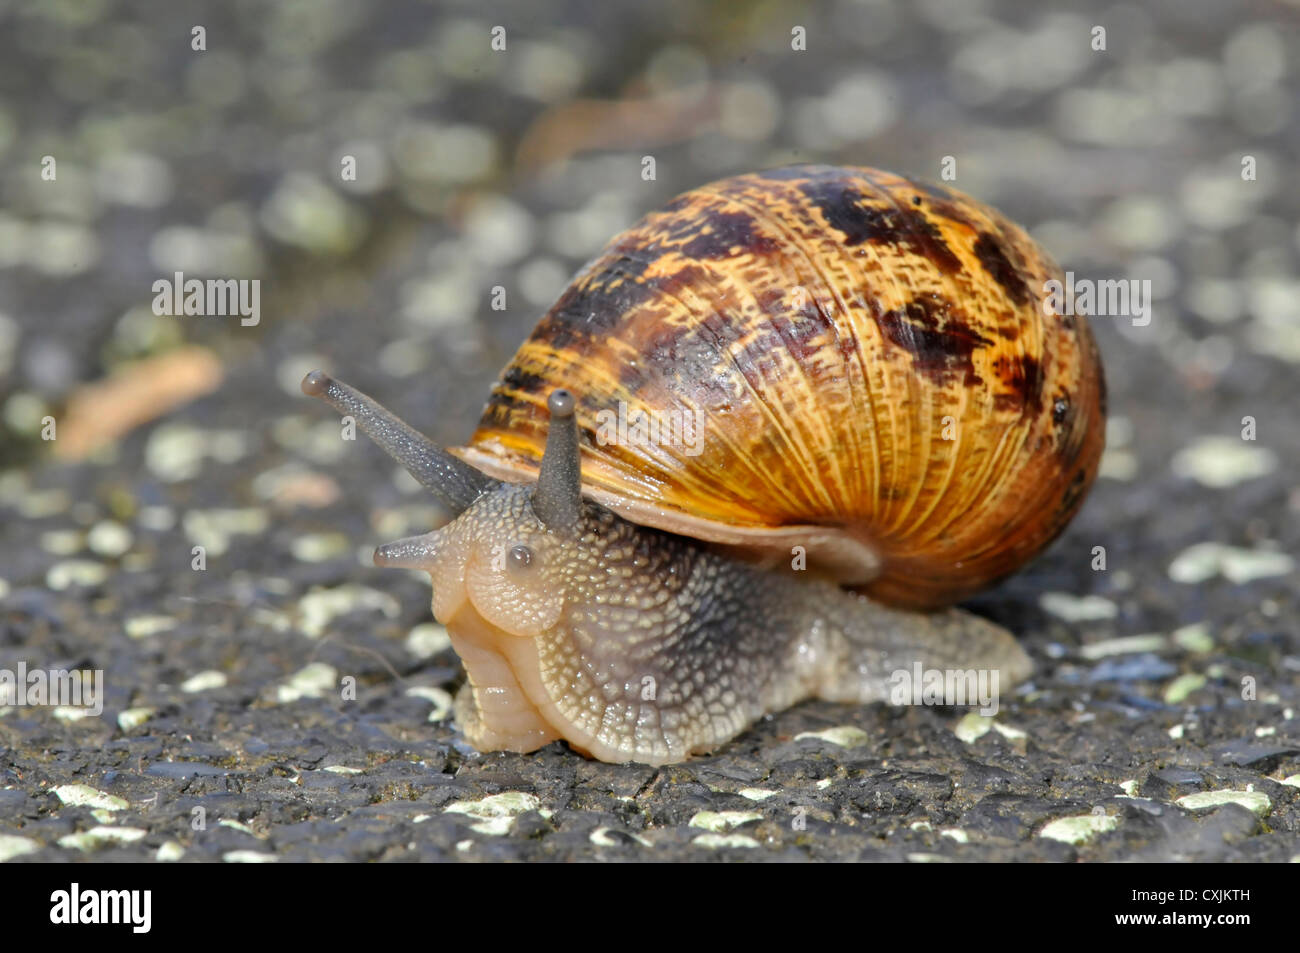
[
  {"left": 259, "top": 173, "right": 366, "bottom": 255},
  {"left": 218, "top": 819, "right": 260, "bottom": 837},
  {"left": 275, "top": 663, "right": 337, "bottom": 703},
  {"left": 1039, "top": 814, "right": 1119, "bottom": 844},
  {"left": 405, "top": 623, "right": 451, "bottom": 659},
  {"left": 148, "top": 426, "right": 249, "bottom": 483},
  {"left": 298, "top": 585, "right": 400, "bottom": 638},
  {"left": 291, "top": 532, "right": 350, "bottom": 563},
  {"left": 45, "top": 560, "right": 108, "bottom": 590},
  {"left": 181, "top": 670, "right": 227, "bottom": 693},
  {"left": 86, "top": 520, "right": 133, "bottom": 557},
  {"left": 251, "top": 608, "right": 292, "bottom": 632},
  {"left": 54, "top": 784, "right": 128, "bottom": 811},
  {"left": 1080, "top": 634, "right": 1169, "bottom": 659},
  {"left": 688, "top": 811, "right": 763, "bottom": 833},
  {"left": 125, "top": 615, "right": 176, "bottom": 639},
  {"left": 692, "top": 833, "right": 760, "bottom": 849},
  {"left": 955, "top": 713, "right": 993, "bottom": 743},
  {"left": 406, "top": 686, "right": 454, "bottom": 722},
  {"left": 1098, "top": 448, "right": 1139, "bottom": 481},
  {"left": 794, "top": 725, "right": 869, "bottom": 748},
  {"left": 444, "top": 792, "right": 549, "bottom": 836},
  {"left": 117, "top": 708, "right": 155, "bottom": 730},
  {"left": 181, "top": 507, "right": 267, "bottom": 558},
  {"left": 1176, "top": 789, "right": 1271, "bottom": 817},
  {"left": 58, "top": 826, "right": 147, "bottom": 851},
  {"left": 1169, "top": 543, "right": 1294, "bottom": 585},
  {"left": 589, "top": 827, "right": 651, "bottom": 848},
  {"left": 1164, "top": 673, "right": 1207, "bottom": 705},
  {"left": 1171, "top": 623, "right": 1215, "bottom": 654},
  {"left": 54, "top": 706, "right": 98, "bottom": 722},
  {"left": 1171, "top": 437, "right": 1277, "bottom": 488},
  {"left": 1039, "top": 592, "right": 1119, "bottom": 622},
  {"left": 993, "top": 722, "right": 1028, "bottom": 742},
  {"left": 0, "top": 834, "right": 40, "bottom": 862}
]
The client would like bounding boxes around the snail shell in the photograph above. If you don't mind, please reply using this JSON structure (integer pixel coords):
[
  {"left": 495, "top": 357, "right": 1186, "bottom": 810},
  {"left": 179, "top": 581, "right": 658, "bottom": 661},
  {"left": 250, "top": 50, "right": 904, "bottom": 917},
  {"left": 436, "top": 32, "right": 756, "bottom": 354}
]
[{"left": 451, "top": 164, "right": 1106, "bottom": 609}]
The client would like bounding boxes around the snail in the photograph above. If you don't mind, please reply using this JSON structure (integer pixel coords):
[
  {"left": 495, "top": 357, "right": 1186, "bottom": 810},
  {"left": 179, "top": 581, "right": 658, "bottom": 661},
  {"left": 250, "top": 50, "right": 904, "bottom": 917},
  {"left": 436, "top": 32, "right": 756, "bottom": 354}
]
[{"left": 302, "top": 164, "right": 1105, "bottom": 766}]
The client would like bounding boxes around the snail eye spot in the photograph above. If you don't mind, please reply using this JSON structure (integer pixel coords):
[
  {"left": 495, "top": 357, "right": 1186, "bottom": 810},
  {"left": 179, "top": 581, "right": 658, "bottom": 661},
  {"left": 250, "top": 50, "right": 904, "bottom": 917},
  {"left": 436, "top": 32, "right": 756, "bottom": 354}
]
[
  {"left": 1052, "top": 397, "right": 1070, "bottom": 425},
  {"left": 508, "top": 544, "right": 534, "bottom": 571}
]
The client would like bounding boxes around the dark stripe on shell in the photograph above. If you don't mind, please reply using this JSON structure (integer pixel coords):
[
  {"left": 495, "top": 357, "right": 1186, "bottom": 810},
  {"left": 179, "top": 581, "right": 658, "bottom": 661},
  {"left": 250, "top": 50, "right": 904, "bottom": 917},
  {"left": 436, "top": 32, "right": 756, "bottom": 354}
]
[
  {"left": 800, "top": 178, "right": 962, "bottom": 273},
  {"left": 875, "top": 295, "right": 991, "bottom": 386},
  {"left": 973, "top": 231, "right": 1032, "bottom": 305},
  {"left": 675, "top": 210, "right": 780, "bottom": 260}
]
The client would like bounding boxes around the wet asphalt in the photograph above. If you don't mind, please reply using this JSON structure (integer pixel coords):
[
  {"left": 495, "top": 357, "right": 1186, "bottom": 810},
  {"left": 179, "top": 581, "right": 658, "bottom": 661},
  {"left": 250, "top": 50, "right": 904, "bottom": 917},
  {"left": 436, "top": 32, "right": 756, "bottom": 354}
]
[{"left": 0, "top": 0, "right": 1297, "bottom": 862}]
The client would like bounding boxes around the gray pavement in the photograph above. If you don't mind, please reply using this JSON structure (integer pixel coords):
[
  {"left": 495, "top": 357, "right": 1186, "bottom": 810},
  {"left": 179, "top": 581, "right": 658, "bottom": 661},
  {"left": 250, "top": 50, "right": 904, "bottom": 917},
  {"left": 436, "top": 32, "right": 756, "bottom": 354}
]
[{"left": 0, "top": 0, "right": 1296, "bottom": 862}]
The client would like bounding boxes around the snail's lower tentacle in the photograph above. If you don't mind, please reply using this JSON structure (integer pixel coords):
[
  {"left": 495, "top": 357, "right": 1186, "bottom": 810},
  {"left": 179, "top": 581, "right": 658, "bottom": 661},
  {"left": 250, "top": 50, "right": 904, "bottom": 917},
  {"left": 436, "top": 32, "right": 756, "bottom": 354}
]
[{"left": 373, "top": 533, "right": 440, "bottom": 570}]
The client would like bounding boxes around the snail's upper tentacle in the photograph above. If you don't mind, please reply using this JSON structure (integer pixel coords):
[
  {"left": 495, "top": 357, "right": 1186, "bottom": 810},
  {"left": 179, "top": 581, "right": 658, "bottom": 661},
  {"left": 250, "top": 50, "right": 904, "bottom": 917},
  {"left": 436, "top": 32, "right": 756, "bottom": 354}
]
[
  {"left": 301, "top": 369, "right": 497, "bottom": 515},
  {"left": 533, "top": 388, "right": 583, "bottom": 533}
]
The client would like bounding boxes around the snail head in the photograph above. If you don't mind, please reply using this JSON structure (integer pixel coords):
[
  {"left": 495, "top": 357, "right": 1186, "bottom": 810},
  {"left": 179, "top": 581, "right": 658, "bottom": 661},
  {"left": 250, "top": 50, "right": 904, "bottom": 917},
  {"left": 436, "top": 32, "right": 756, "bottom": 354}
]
[{"left": 300, "top": 372, "right": 597, "bottom": 638}]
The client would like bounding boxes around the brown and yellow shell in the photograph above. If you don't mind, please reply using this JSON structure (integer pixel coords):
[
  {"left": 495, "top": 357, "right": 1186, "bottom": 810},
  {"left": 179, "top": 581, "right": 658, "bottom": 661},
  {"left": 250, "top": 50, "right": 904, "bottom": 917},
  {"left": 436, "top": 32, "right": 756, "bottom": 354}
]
[{"left": 451, "top": 164, "right": 1106, "bottom": 610}]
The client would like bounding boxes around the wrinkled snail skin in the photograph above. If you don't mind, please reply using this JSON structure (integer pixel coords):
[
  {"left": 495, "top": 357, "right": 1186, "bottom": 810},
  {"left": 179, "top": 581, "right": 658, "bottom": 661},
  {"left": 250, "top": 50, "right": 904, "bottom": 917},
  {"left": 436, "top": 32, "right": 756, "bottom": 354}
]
[
  {"left": 303, "top": 374, "right": 1030, "bottom": 765},
  {"left": 301, "top": 163, "right": 1105, "bottom": 765},
  {"left": 425, "top": 486, "right": 1030, "bottom": 766}
]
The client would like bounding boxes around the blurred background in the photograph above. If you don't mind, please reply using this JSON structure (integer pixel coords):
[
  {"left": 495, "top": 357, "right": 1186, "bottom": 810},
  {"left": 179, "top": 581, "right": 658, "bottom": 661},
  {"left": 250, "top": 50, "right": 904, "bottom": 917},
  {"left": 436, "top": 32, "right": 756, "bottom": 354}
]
[
  {"left": 0, "top": 0, "right": 1296, "bottom": 862},
  {"left": 3, "top": 0, "right": 1295, "bottom": 621}
]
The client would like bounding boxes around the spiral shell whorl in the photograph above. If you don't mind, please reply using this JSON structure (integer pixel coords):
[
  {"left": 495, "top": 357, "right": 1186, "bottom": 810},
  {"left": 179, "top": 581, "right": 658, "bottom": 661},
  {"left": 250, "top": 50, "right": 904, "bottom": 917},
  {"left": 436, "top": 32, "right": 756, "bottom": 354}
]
[{"left": 456, "top": 165, "right": 1105, "bottom": 609}]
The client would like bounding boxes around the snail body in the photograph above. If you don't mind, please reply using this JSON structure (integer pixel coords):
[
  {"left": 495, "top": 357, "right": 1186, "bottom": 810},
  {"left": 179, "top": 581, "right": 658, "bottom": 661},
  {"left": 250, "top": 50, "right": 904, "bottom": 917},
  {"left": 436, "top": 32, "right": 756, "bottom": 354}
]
[{"left": 303, "top": 164, "right": 1105, "bottom": 765}]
